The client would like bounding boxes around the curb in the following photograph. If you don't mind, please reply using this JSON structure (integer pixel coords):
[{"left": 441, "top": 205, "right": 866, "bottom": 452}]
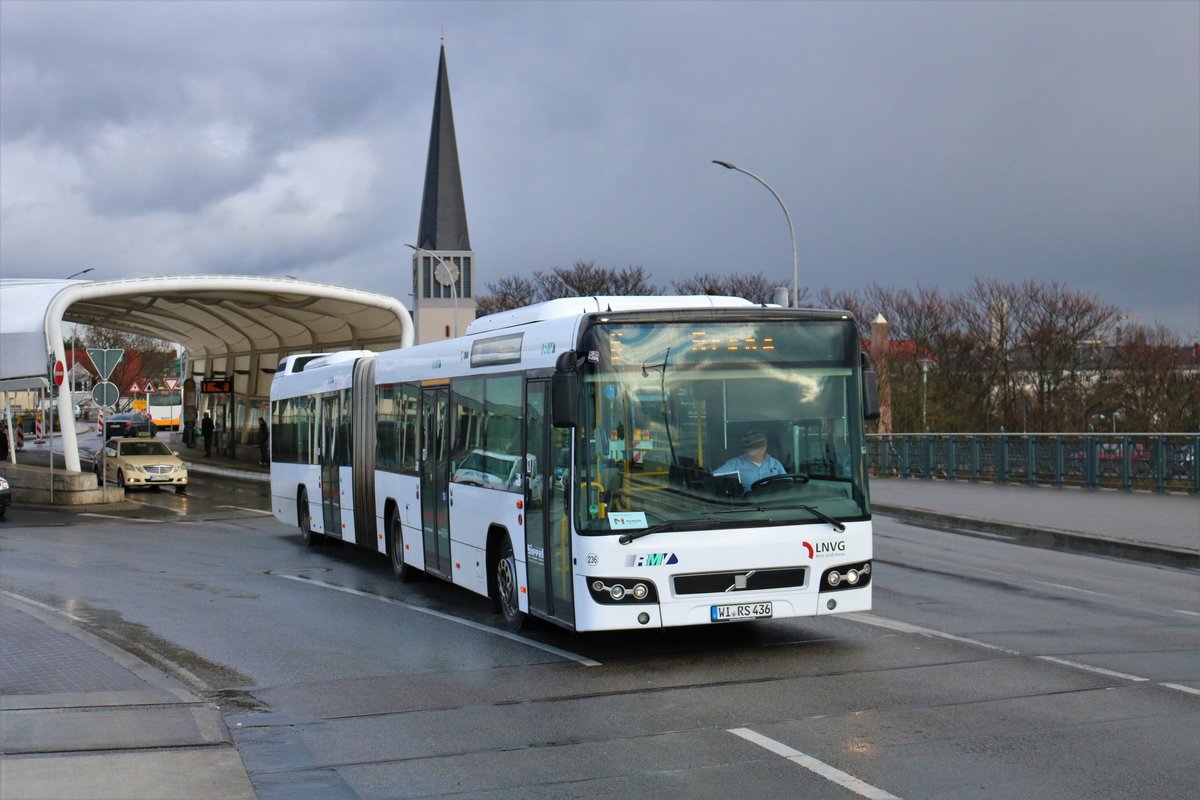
[{"left": 873, "top": 503, "right": 1199, "bottom": 571}]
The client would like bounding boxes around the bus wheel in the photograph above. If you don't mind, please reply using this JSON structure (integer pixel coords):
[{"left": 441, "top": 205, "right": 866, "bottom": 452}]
[
  {"left": 388, "top": 507, "right": 419, "bottom": 582},
  {"left": 493, "top": 536, "right": 526, "bottom": 631},
  {"left": 297, "top": 488, "right": 318, "bottom": 547}
]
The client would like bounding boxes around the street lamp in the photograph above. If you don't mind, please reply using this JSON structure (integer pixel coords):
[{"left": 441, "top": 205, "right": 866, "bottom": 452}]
[
  {"left": 65, "top": 268, "right": 94, "bottom": 279},
  {"left": 712, "top": 160, "right": 798, "bottom": 308},
  {"left": 405, "top": 244, "right": 460, "bottom": 337},
  {"left": 919, "top": 358, "right": 933, "bottom": 432}
]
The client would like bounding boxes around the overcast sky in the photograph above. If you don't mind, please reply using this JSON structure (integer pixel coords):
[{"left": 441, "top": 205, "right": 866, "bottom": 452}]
[{"left": 2, "top": 0, "right": 1197, "bottom": 338}]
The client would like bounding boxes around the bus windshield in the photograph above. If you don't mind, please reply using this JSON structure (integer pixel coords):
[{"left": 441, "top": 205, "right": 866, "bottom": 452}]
[
  {"left": 574, "top": 318, "right": 870, "bottom": 535},
  {"left": 148, "top": 390, "right": 183, "bottom": 407}
]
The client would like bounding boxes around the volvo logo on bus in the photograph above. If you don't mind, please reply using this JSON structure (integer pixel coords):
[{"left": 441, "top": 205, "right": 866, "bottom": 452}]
[{"left": 626, "top": 553, "right": 679, "bottom": 567}]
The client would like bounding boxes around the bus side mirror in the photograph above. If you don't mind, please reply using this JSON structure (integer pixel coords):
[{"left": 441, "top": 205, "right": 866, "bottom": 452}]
[
  {"left": 552, "top": 350, "right": 579, "bottom": 428},
  {"left": 861, "top": 352, "right": 881, "bottom": 421}
]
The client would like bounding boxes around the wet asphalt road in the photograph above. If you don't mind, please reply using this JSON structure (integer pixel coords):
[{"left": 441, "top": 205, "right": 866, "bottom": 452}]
[{"left": 1, "top": 474, "right": 1196, "bottom": 799}]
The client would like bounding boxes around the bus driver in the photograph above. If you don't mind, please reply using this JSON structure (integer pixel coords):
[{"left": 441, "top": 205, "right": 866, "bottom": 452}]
[{"left": 715, "top": 430, "right": 786, "bottom": 493}]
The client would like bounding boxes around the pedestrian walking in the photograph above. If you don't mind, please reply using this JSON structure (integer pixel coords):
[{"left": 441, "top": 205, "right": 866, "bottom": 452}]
[
  {"left": 258, "top": 418, "right": 269, "bottom": 465},
  {"left": 201, "top": 412, "right": 215, "bottom": 457}
]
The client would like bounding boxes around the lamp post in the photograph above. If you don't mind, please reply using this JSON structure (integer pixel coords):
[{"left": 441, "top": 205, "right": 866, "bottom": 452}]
[
  {"left": 919, "top": 358, "right": 933, "bottom": 432},
  {"left": 712, "top": 160, "right": 798, "bottom": 308},
  {"left": 406, "top": 244, "right": 460, "bottom": 337}
]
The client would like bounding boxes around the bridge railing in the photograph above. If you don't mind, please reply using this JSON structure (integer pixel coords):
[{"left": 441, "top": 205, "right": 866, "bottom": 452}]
[{"left": 867, "top": 433, "right": 1200, "bottom": 494}]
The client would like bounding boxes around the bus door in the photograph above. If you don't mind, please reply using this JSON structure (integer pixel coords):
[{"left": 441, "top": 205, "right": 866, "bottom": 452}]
[
  {"left": 319, "top": 392, "right": 341, "bottom": 537},
  {"left": 420, "top": 386, "right": 452, "bottom": 578},
  {"left": 524, "top": 380, "right": 574, "bottom": 625}
]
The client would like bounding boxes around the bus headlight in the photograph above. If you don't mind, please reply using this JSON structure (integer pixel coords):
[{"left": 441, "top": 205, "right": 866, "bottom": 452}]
[
  {"left": 820, "top": 561, "right": 872, "bottom": 593},
  {"left": 587, "top": 578, "right": 659, "bottom": 605}
]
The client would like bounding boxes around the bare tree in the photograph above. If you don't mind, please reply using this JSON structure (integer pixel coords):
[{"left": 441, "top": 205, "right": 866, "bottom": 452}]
[
  {"left": 1016, "top": 281, "right": 1118, "bottom": 431},
  {"left": 476, "top": 261, "right": 660, "bottom": 313},
  {"left": 476, "top": 275, "right": 539, "bottom": 316},
  {"left": 674, "top": 273, "right": 803, "bottom": 306},
  {"left": 1107, "top": 324, "right": 1200, "bottom": 432},
  {"left": 535, "top": 261, "right": 659, "bottom": 298}
]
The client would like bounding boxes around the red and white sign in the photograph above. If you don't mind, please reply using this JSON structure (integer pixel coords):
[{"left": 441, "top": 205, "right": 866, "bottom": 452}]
[
  {"left": 143, "top": 381, "right": 157, "bottom": 394},
  {"left": 53, "top": 360, "right": 65, "bottom": 387},
  {"left": 128, "top": 380, "right": 142, "bottom": 393},
  {"left": 164, "top": 377, "right": 180, "bottom": 391}
]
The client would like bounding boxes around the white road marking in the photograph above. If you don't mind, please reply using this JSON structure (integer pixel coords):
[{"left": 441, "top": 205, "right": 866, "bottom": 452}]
[
  {"left": 1175, "top": 609, "right": 1200, "bottom": 618},
  {"left": 218, "top": 505, "right": 273, "bottom": 515},
  {"left": 845, "top": 613, "right": 1021, "bottom": 655},
  {"left": 847, "top": 613, "right": 1198, "bottom": 698},
  {"left": 2, "top": 590, "right": 87, "bottom": 623},
  {"left": 1035, "top": 656, "right": 1148, "bottom": 683},
  {"left": 728, "top": 728, "right": 902, "bottom": 800},
  {"left": 273, "top": 573, "right": 601, "bottom": 667},
  {"left": 79, "top": 513, "right": 158, "bottom": 523}
]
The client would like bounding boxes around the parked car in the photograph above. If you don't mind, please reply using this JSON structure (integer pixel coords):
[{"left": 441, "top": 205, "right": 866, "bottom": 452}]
[
  {"left": 103, "top": 412, "right": 157, "bottom": 439},
  {"left": 95, "top": 437, "right": 187, "bottom": 492},
  {"left": 0, "top": 474, "right": 10, "bottom": 519}
]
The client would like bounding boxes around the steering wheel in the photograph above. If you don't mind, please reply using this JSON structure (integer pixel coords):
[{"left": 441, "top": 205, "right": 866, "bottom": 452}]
[{"left": 750, "top": 473, "right": 809, "bottom": 491}]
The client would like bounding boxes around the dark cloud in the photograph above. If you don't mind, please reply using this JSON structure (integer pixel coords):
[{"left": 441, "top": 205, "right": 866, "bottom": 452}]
[{"left": 2, "top": 1, "right": 1196, "bottom": 337}]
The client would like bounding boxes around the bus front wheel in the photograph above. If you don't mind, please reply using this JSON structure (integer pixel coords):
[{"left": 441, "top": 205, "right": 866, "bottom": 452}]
[{"left": 492, "top": 536, "right": 526, "bottom": 631}]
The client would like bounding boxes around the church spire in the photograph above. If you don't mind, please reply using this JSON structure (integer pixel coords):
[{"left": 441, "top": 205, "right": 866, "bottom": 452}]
[
  {"left": 412, "top": 43, "right": 476, "bottom": 344},
  {"left": 417, "top": 44, "right": 470, "bottom": 251}
]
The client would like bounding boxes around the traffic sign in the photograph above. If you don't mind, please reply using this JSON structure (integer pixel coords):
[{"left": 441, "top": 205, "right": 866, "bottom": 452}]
[
  {"left": 92, "top": 381, "right": 119, "bottom": 408},
  {"left": 143, "top": 381, "right": 157, "bottom": 395},
  {"left": 129, "top": 380, "right": 142, "bottom": 393},
  {"left": 164, "top": 377, "right": 180, "bottom": 391},
  {"left": 53, "top": 361, "right": 65, "bottom": 387},
  {"left": 86, "top": 348, "right": 124, "bottom": 382}
]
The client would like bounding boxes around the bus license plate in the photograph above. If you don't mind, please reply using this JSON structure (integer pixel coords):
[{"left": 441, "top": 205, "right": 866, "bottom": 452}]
[{"left": 711, "top": 602, "right": 773, "bottom": 622}]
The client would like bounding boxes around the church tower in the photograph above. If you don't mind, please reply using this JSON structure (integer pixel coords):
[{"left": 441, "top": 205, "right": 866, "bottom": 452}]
[{"left": 412, "top": 44, "right": 476, "bottom": 343}]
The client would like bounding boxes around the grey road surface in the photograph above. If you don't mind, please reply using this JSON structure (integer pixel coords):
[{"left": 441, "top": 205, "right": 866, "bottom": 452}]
[{"left": 1, "top": 474, "right": 1196, "bottom": 799}]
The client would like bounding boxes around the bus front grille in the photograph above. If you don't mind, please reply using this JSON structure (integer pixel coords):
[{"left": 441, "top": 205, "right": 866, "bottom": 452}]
[{"left": 673, "top": 567, "right": 808, "bottom": 596}]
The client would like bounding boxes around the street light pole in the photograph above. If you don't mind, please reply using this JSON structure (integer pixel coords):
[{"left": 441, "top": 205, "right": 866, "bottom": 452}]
[
  {"left": 712, "top": 160, "right": 798, "bottom": 308},
  {"left": 920, "top": 358, "right": 932, "bottom": 432},
  {"left": 406, "top": 244, "right": 460, "bottom": 337}
]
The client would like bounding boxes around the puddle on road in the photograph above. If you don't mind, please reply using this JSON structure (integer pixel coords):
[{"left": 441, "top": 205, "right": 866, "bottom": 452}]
[{"left": 35, "top": 591, "right": 265, "bottom": 713}]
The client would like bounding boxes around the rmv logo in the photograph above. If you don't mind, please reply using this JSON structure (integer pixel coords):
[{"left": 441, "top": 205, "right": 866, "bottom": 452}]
[{"left": 627, "top": 553, "right": 679, "bottom": 567}]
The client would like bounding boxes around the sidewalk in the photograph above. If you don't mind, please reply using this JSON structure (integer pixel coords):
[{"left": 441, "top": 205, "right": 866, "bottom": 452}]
[
  {"left": 870, "top": 476, "right": 1200, "bottom": 570},
  {"left": 0, "top": 593, "right": 255, "bottom": 800}
]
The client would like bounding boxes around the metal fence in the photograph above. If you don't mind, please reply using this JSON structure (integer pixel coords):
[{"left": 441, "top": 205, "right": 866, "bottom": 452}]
[{"left": 867, "top": 433, "right": 1200, "bottom": 494}]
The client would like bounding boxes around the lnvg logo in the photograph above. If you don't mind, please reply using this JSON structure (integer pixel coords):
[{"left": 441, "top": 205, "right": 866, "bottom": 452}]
[
  {"left": 626, "top": 553, "right": 679, "bottom": 567},
  {"left": 803, "top": 540, "right": 847, "bottom": 558}
]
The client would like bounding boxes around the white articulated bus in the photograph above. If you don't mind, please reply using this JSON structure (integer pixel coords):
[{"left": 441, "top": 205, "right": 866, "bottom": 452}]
[{"left": 270, "top": 296, "right": 880, "bottom": 632}]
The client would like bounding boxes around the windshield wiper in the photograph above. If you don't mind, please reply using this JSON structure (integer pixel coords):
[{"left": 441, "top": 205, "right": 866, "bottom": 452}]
[
  {"left": 790, "top": 504, "right": 846, "bottom": 531},
  {"left": 618, "top": 517, "right": 716, "bottom": 544},
  {"left": 716, "top": 503, "right": 846, "bottom": 532}
]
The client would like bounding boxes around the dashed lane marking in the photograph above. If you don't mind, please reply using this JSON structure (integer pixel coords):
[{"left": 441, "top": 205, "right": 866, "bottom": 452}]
[
  {"left": 273, "top": 573, "right": 601, "bottom": 667},
  {"left": 846, "top": 612, "right": 1198, "bottom": 698},
  {"left": 728, "top": 727, "right": 903, "bottom": 799}
]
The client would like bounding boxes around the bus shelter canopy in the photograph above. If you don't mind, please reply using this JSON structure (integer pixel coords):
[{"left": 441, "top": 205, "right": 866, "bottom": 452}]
[{"left": 0, "top": 275, "right": 413, "bottom": 471}]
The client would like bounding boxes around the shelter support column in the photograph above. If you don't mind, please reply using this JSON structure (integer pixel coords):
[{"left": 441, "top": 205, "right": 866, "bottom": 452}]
[{"left": 46, "top": 314, "right": 82, "bottom": 472}]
